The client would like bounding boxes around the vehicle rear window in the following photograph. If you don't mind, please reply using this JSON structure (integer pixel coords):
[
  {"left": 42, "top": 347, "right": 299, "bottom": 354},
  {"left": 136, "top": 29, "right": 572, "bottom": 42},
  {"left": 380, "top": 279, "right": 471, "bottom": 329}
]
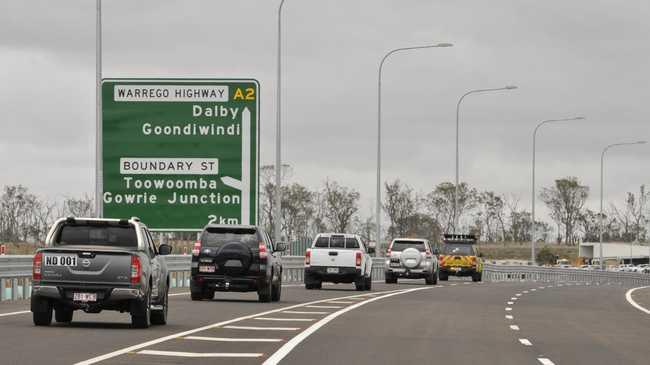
[
  {"left": 330, "top": 235, "right": 345, "bottom": 248},
  {"left": 201, "top": 227, "right": 258, "bottom": 248},
  {"left": 345, "top": 237, "right": 360, "bottom": 249},
  {"left": 314, "top": 236, "right": 329, "bottom": 248},
  {"left": 391, "top": 240, "right": 426, "bottom": 252},
  {"left": 441, "top": 244, "right": 474, "bottom": 256},
  {"left": 56, "top": 224, "right": 138, "bottom": 247}
]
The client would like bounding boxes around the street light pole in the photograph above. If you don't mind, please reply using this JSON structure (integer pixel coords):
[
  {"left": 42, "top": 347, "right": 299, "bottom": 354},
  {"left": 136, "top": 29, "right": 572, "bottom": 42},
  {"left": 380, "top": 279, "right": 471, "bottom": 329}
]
[
  {"left": 531, "top": 117, "right": 584, "bottom": 265},
  {"left": 95, "top": 0, "right": 102, "bottom": 218},
  {"left": 599, "top": 141, "right": 647, "bottom": 269},
  {"left": 274, "top": 0, "right": 286, "bottom": 243},
  {"left": 376, "top": 43, "right": 453, "bottom": 253},
  {"left": 454, "top": 86, "right": 517, "bottom": 232}
]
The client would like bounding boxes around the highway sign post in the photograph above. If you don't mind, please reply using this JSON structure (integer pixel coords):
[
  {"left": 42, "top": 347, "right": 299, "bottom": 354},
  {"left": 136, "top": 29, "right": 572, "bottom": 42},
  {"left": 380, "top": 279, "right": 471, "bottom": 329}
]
[{"left": 101, "top": 79, "right": 259, "bottom": 231}]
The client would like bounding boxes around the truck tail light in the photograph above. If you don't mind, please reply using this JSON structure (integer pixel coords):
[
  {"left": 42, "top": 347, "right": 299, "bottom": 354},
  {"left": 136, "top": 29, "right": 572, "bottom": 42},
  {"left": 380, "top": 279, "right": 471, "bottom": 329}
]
[
  {"left": 33, "top": 252, "right": 43, "bottom": 281},
  {"left": 131, "top": 255, "right": 142, "bottom": 285},
  {"left": 259, "top": 242, "right": 268, "bottom": 260},
  {"left": 192, "top": 240, "right": 201, "bottom": 256},
  {"left": 355, "top": 251, "right": 362, "bottom": 267},
  {"left": 305, "top": 249, "right": 311, "bottom": 266}
]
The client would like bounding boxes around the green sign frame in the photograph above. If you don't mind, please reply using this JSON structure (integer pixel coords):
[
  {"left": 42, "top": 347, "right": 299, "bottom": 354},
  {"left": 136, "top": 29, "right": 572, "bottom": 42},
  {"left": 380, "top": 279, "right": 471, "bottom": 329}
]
[{"left": 101, "top": 78, "right": 259, "bottom": 231}]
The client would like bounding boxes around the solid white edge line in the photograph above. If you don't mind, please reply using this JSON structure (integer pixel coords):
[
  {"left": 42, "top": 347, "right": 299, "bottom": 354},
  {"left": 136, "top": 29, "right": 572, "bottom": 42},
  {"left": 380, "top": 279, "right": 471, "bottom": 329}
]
[
  {"left": 625, "top": 286, "right": 650, "bottom": 315},
  {"left": 0, "top": 310, "right": 30, "bottom": 318},
  {"left": 184, "top": 336, "right": 282, "bottom": 342},
  {"left": 138, "top": 350, "right": 263, "bottom": 358},
  {"left": 538, "top": 358, "right": 555, "bottom": 365},
  {"left": 262, "top": 287, "right": 430, "bottom": 365},
  {"left": 74, "top": 289, "right": 405, "bottom": 365}
]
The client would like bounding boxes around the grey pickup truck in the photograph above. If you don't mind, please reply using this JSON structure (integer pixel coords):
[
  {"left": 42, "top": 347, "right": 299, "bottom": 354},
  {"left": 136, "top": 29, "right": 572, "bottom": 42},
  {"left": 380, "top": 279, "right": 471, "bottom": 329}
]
[{"left": 31, "top": 217, "right": 172, "bottom": 328}]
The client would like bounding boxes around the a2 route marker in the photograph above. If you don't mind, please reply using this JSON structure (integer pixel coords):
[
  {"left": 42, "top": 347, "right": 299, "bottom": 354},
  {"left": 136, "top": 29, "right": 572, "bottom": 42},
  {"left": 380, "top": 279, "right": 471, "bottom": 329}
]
[{"left": 101, "top": 79, "right": 259, "bottom": 230}]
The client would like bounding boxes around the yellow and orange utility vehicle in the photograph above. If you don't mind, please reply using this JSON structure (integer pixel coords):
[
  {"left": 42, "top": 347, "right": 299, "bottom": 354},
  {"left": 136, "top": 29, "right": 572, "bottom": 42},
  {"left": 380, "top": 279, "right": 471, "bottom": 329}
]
[{"left": 438, "top": 234, "right": 483, "bottom": 282}]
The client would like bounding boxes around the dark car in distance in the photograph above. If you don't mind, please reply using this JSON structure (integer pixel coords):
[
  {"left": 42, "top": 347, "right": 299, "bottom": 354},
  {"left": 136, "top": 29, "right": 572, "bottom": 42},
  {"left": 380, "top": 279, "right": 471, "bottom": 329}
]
[{"left": 190, "top": 224, "right": 286, "bottom": 302}]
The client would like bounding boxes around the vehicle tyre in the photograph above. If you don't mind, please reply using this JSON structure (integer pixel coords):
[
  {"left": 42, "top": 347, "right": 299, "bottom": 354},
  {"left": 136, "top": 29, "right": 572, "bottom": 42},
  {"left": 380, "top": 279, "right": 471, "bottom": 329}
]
[
  {"left": 365, "top": 276, "right": 372, "bottom": 291},
  {"left": 425, "top": 271, "right": 435, "bottom": 285},
  {"left": 432, "top": 271, "right": 438, "bottom": 285},
  {"left": 54, "top": 305, "right": 73, "bottom": 323},
  {"left": 258, "top": 278, "right": 272, "bottom": 302},
  {"left": 355, "top": 277, "right": 366, "bottom": 291},
  {"left": 439, "top": 271, "right": 449, "bottom": 281},
  {"left": 190, "top": 291, "right": 203, "bottom": 301},
  {"left": 472, "top": 272, "right": 482, "bottom": 282},
  {"left": 202, "top": 288, "right": 215, "bottom": 300},
  {"left": 384, "top": 273, "right": 397, "bottom": 284},
  {"left": 150, "top": 286, "right": 168, "bottom": 325},
  {"left": 131, "top": 289, "right": 151, "bottom": 329},
  {"left": 271, "top": 276, "right": 282, "bottom": 302},
  {"left": 32, "top": 297, "right": 52, "bottom": 326}
]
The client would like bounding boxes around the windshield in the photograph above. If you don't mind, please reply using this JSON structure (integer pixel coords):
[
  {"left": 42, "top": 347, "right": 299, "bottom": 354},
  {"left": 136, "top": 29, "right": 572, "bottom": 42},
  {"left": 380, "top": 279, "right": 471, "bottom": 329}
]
[
  {"left": 391, "top": 240, "right": 426, "bottom": 252},
  {"left": 201, "top": 227, "right": 258, "bottom": 248},
  {"left": 55, "top": 224, "right": 138, "bottom": 248},
  {"left": 441, "top": 244, "right": 474, "bottom": 256}
]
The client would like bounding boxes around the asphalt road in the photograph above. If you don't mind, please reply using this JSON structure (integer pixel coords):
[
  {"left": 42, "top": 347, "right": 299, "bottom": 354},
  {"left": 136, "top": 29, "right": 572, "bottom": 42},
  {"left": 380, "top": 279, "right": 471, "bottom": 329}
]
[{"left": 0, "top": 280, "right": 648, "bottom": 365}]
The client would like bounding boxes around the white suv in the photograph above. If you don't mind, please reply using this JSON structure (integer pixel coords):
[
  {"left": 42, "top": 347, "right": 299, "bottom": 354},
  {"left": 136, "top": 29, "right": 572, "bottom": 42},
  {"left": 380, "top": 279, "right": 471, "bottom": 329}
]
[{"left": 384, "top": 238, "right": 438, "bottom": 285}]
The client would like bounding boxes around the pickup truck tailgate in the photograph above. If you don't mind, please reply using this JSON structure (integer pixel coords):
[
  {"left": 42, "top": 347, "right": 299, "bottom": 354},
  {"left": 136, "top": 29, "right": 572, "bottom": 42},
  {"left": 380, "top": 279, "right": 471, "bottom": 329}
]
[
  {"left": 40, "top": 248, "right": 133, "bottom": 286},
  {"left": 310, "top": 248, "right": 356, "bottom": 268}
]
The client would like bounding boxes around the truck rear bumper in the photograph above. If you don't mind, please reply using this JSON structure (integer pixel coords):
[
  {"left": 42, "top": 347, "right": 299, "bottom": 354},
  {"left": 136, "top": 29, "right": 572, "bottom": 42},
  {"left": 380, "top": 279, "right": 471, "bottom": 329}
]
[
  {"left": 440, "top": 267, "right": 477, "bottom": 276},
  {"left": 31, "top": 284, "right": 144, "bottom": 313},
  {"left": 305, "top": 266, "right": 361, "bottom": 283}
]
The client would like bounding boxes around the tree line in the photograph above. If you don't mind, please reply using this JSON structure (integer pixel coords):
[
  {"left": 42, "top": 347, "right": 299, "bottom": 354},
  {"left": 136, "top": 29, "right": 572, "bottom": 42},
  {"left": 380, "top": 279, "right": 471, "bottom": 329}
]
[{"left": 1, "top": 172, "right": 647, "bottom": 246}]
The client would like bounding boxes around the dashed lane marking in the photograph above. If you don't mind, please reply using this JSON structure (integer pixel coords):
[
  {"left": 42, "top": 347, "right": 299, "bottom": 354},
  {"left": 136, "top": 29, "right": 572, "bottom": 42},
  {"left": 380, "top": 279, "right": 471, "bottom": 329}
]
[
  {"left": 326, "top": 301, "right": 354, "bottom": 304},
  {"left": 519, "top": 339, "right": 532, "bottom": 346},
  {"left": 538, "top": 358, "right": 555, "bottom": 365},
  {"left": 137, "top": 350, "right": 263, "bottom": 358},
  {"left": 254, "top": 317, "right": 315, "bottom": 322},
  {"left": 509, "top": 325, "right": 520, "bottom": 331},
  {"left": 0, "top": 310, "right": 30, "bottom": 318},
  {"left": 184, "top": 336, "right": 283, "bottom": 343},
  {"left": 305, "top": 305, "right": 342, "bottom": 309},
  {"left": 223, "top": 325, "right": 299, "bottom": 331},
  {"left": 516, "top": 293, "right": 522, "bottom": 297},
  {"left": 282, "top": 311, "right": 329, "bottom": 315},
  {"left": 505, "top": 307, "right": 513, "bottom": 311},
  {"left": 507, "top": 301, "right": 514, "bottom": 305},
  {"left": 505, "top": 315, "right": 514, "bottom": 320}
]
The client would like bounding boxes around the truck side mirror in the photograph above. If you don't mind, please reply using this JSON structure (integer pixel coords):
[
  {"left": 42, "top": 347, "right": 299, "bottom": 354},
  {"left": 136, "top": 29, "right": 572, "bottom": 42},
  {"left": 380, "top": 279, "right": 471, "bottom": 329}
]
[{"left": 158, "top": 244, "right": 172, "bottom": 256}]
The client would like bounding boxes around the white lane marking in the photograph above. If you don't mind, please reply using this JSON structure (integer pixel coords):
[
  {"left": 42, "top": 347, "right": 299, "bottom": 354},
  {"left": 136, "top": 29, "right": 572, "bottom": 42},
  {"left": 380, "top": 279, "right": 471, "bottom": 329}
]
[
  {"left": 346, "top": 297, "right": 367, "bottom": 301},
  {"left": 326, "top": 301, "right": 354, "bottom": 304},
  {"left": 450, "top": 283, "right": 458, "bottom": 286},
  {"left": 74, "top": 289, "right": 404, "bottom": 365},
  {"left": 282, "top": 311, "right": 329, "bottom": 315},
  {"left": 505, "top": 315, "right": 514, "bottom": 320},
  {"left": 224, "top": 325, "right": 299, "bottom": 331},
  {"left": 531, "top": 289, "right": 537, "bottom": 291},
  {"left": 184, "top": 336, "right": 282, "bottom": 343},
  {"left": 0, "top": 310, "right": 30, "bottom": 318},
  {"left": 169, "top": 292, "right": 189, "bottom": 297},
  {"left": 519, "top": 338, "right": 533, "bottom": 346},
  {"left": 262, "top": 287, "right": 429, "bottom": 365},
  {"left": 463, "top": 282, "right": 471, "bottom": 285},
  {"left": 625, "top": 286, "right": 650, "bottom": 315},
  {"left": 305, "top": 305, "right": 342, "bottom": 309},
  {"left": 538, "top": 358, "right": 555, "bottom": 365},
  {"left": 138, "top": 350, "right": 262, "bottom": 358},
  {"left": 516, "top": 293, "right": 522, "bottom": 297},
  {"left": 523, "top": 291, "right": 529, "bottom": 293},
  {"left": 509, "top": 325, "right": 520, "bottom": 331},
  {"left": 254, "top": 317, "right": 315, "bottom": 322},
  {"left": 505, "top": 307, "right": 513, "bottom": 311},
  {"left": 507, "top": 301, "right": 514, "bottom": 305},
  {"left": 538, "top": 286, "right": 545, "bottom": 289}
]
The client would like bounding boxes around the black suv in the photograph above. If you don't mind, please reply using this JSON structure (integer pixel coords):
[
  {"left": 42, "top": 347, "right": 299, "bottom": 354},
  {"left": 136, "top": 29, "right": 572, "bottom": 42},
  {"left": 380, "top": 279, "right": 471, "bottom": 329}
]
[{"left": 190, "top": 225, "right": 286, "bottom": 302}]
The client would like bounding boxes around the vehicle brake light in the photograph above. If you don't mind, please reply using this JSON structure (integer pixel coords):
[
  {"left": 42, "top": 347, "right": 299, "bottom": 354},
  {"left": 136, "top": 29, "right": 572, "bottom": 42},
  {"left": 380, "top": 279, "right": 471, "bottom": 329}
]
[
  {"left": 305, "top": 249, "right": 311, "bottom": 266},
  {"left": 131, "top": 255, "right": 142, "bottom": 285},
  {"left": 259, "top": 241, "right": 268, "bottom": 260},
  {"left": 33, "top": 252, "right": 43, "bottom": 281},
  {"left": 386, "top": 248, "right": 392, "bottom": 257},
  {"left": 355, "top": 251, "right": 362, "bottom": 267},
  {"left": 192, "top": 240, "right": 201, "bottom": 256}
]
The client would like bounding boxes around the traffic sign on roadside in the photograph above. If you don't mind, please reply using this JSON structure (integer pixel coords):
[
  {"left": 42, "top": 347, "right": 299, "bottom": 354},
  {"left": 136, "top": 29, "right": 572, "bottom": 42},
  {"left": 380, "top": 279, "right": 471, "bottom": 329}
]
[{"left": 101, "top": 79, "right": 259, "bottom": 230}]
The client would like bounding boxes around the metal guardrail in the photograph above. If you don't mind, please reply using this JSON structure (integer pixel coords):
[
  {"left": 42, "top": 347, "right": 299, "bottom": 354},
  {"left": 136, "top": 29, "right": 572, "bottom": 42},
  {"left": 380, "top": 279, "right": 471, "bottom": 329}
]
[{"left": 2, "top": 255, "right": 648, "bottom": 301}]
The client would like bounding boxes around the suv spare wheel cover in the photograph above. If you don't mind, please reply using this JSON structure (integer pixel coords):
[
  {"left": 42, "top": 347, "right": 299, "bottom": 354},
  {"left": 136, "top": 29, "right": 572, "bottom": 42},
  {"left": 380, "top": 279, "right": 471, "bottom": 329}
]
[
  {"left": 215, "top": 242, "right": 253, "bottom": 276},
  {"left": 400, "top": 248, "right": 422, "bottom": 269}
]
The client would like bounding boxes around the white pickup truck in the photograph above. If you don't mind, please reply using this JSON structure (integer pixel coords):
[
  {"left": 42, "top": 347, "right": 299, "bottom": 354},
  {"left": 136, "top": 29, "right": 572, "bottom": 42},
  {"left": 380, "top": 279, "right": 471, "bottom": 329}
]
[{"left": 304, "top": 233, "right": 373, "bottom": 291}]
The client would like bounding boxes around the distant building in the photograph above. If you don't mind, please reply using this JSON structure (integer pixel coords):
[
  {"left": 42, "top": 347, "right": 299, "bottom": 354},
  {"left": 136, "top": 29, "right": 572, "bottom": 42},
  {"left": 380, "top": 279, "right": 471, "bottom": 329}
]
[{"left": 579, "top": 242, "right": 650, "bottom": 265}]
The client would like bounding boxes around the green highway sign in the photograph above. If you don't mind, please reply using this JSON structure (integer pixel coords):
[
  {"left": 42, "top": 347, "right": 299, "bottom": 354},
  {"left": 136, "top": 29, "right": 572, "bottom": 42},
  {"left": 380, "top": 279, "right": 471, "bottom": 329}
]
[{"left": 101, "top": 79, "right": 259, "bottom": 230}]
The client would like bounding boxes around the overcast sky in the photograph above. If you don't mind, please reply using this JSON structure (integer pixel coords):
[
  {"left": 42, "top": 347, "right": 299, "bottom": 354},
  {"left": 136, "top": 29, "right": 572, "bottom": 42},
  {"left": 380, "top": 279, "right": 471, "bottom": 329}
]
[{"left": 1, "top": 0, "right": 649, "bottom": 226}]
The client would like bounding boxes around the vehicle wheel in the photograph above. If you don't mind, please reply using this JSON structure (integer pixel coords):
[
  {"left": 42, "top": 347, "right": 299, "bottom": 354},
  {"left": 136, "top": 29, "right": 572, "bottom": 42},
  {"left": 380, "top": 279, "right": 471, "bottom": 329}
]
[
  {"left": 258, "top": 278, "right": 272, "bottom": 302},
  {"left": 365, "top": 276, "right": 372, "bottom": 291},
  {"left": 432, "top": 271, "right": 438, "bottom": 285},
  {"left": 32, "top": 297, "right": 52, "bottom": 326},
  {"left": 425, "top": 272, "right": 435, "bottom": 285},
  {"left": 472, "top": 272, "right": 482, "bottom": 282},
  {"left": 439, "top": 272, "right": 449, "bottom": 281},
  {"left": 150, "top": 286, "right": 168, "bottom": 325},
  {"left": 202, "top": 288, "right": 215, "bottom": 300},
  {"left": 131, "top": 289, "right": 151, "bottom": 329},
  {"left": 271, "top": 278, "right": 282, "bottom": 302},
  {"left": 355, "top": 277, "right": 366, "bottom": 291},
  {"left": 190, "top": 291, "right": 203, "bottom": 301},
  {"left": 384, "top": 273, "right": 397, "bottom": 284},
  {"left": 54, "top": 305, "right": 73, "bottom": 323}
]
